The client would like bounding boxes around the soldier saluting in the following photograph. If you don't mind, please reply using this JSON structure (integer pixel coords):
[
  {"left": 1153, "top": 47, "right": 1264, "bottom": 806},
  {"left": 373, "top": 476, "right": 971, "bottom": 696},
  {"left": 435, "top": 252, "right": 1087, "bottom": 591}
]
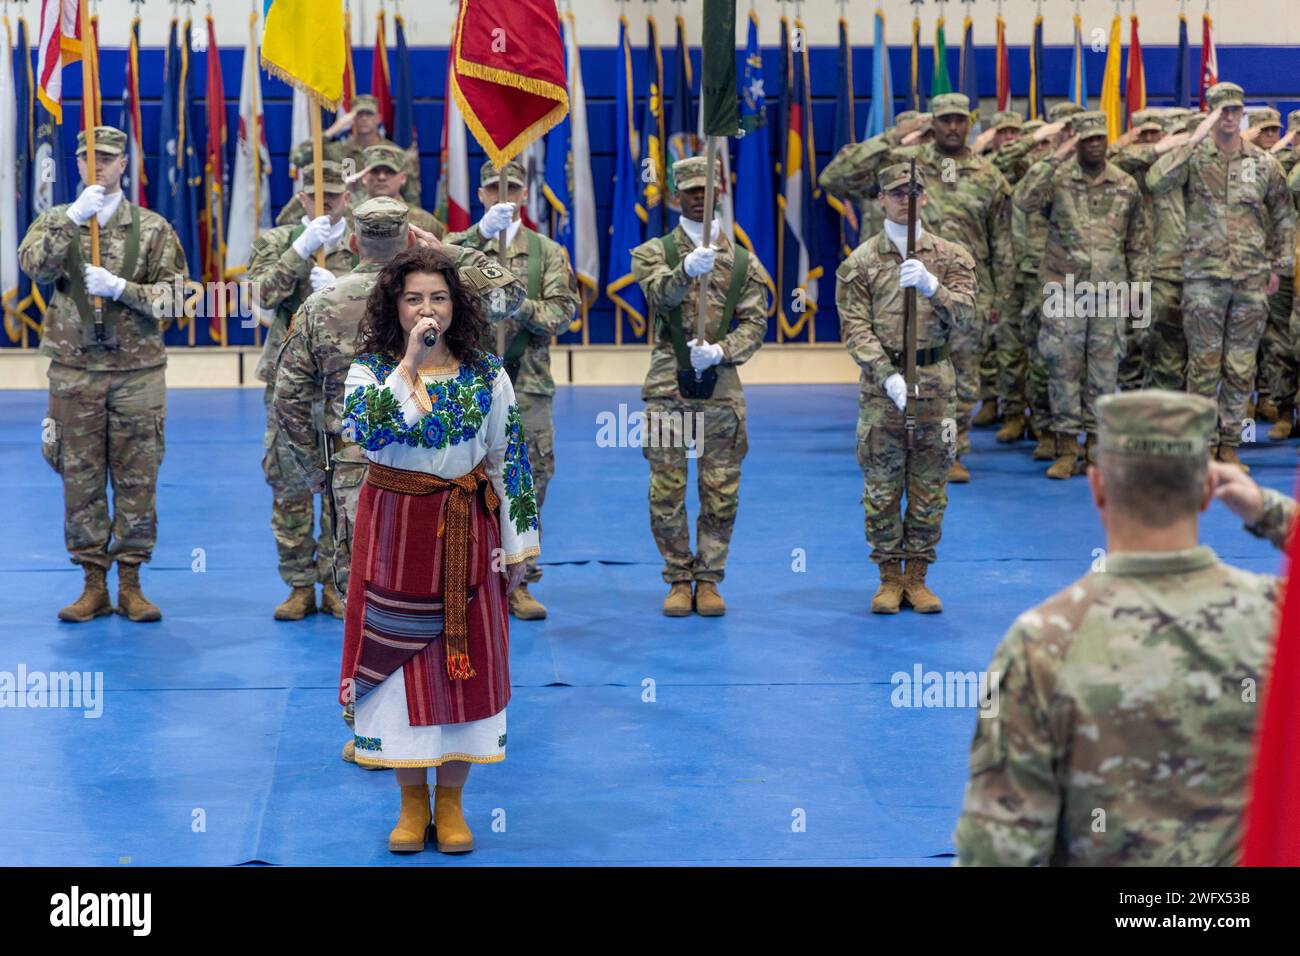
[
  {"left": 836, "top": 162, "right": 976, "bottom": 614},
  {"left": 631, "top": 155, "right": 770, "bottom": 617},
  {"left": 19, "top": 126, "right": 187, "bottom": 623}
]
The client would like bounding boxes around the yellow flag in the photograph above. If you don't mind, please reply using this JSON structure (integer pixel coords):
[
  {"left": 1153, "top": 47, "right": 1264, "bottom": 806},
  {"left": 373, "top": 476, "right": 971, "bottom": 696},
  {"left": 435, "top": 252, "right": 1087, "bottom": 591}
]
[
  {"left": 1100, "top": 14, "right": 1124, "bottom": 142},
  {"left": 261, "top": 0, "right": 345, "bottom": 108}
]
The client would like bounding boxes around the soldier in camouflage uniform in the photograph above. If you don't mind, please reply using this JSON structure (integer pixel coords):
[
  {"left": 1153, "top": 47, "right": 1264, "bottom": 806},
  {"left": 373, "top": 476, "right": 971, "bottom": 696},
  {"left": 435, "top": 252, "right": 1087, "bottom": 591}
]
[
  {"left": 273, "top": 197, "right": 525, "bottom": 767},
  {"left": 955, "top": 390, "right": 1293, "bottom": 866},
  {"left": 350, "top": 144, "right": 446, "bottom": 238},
  {"left": 1148, "top": 83, "right": 1296, "bottom": 472},
  {"left": 632, "top": 156, "right": 770, "bottom": 617},
  {"left": 1017, "top": 111, "right": 1150, "bottom": 480},
  {"left": 302, "top": 94, "right": 420, "bottom": 204},
  {"left": 836, "top": 163, "right": 977, "bottom": 614},
  {"left": 1271, "top": 109, "right": 1300, "bottom": 178},
  {"left": 445, "top": 159, "right": 580, "bottom": 620},
  {"left": 19, "top": 126, "right": 187, "bottom": 623},
  {"left": 820, "top": 110, "right": 931, "bottom": 248},
  {"left": 249, "top": 160, "right": 356, "bottom": 619},
  {"left": 821, "top": 93, "right": 1014, "bottom": 483}
]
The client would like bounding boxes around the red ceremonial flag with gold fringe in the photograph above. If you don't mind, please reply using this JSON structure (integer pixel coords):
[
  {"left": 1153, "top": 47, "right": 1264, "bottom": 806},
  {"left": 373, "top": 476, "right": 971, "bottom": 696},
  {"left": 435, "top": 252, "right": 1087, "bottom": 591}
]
[{"left": 450, "top": 0, "right": 569, "bottom": 167}]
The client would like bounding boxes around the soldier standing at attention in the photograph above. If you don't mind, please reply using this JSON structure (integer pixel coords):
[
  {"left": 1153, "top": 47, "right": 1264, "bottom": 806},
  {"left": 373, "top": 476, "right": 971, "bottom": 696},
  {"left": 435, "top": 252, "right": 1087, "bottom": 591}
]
[
  {"left": 632, "top": 156, "right": 769, "bottom": 617},
  {"left": 1148, "top": 83, "right": 1296, "bottom": 472},
  {"left": 249, "top": 160, "right": 356, "bottom": 620},
  {"left": 274, "top": 198, "right": 525, "bottom": 768},
  {"left": 955, "top": 391, "right": 1293, "bottom": 866},
  {"left": 349, "top": 144, "right": 446, "bottom": 238},
  {"left": 19, "top": 126, "right": 187, "bottom": 622},
  {"left": 1016, "top": 111, "right": 1149, "bottom": 480},
  {"left": 836, "top": 163, "right": 977, "bottom": 614},
  {"left": 445, "top": 160, "right": 580, "bottom": 620}
]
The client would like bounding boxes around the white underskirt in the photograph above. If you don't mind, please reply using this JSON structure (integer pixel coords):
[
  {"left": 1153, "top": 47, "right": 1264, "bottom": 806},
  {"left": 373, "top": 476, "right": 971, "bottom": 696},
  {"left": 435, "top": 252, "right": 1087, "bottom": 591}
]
[{"left": 352, "top": 668, "right": 507, "bottom": 768}]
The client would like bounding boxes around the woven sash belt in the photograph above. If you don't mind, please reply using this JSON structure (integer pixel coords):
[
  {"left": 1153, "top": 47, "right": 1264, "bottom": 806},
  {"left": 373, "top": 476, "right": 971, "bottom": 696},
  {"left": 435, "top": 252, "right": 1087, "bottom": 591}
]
[{"left": 365, "top": 460, "right": 501, "bottom": 680}]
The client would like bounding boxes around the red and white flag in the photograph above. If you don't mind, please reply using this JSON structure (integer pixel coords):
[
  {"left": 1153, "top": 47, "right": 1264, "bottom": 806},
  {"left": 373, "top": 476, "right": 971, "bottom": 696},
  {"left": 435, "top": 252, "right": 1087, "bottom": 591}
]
[
  {"left": 35, "top": 0, "right": 81, "bottom": 122},
  {"left": 121, "top": 14, "right": 147, "bottom": 206},
  {"left": 1199, "top": 11, "right": 1218, "bottom": 110},
  {"left": 227, "top": 7, "right": 272, "bottom": 277},
  {"left": 437, "top": 15, "right": 470, "bottom": 233}
]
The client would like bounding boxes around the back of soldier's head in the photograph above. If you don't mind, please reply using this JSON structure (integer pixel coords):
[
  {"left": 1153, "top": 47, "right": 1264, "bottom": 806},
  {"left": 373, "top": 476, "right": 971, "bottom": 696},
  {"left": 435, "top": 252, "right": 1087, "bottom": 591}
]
[
  {"left": 353, "top": 197, "right": 410, "bottom": 262},
  {"left": 1095, "top": 391, "right": 1217, "bottom": 528}
]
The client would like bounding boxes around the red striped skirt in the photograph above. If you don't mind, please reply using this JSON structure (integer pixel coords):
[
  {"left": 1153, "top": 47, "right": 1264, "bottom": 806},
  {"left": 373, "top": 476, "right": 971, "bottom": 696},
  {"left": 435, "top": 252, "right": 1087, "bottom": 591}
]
[{"left": 339, "top": 468, "right": 511, "bottom": 726}]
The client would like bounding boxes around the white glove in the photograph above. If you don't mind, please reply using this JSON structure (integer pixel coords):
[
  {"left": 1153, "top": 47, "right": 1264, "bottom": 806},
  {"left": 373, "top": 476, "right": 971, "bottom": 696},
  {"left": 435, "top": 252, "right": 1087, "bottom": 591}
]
[
  {"left": 83, "top": 265, "right": 127, "bottom": 301},
  {"left": 687, "top": 338, "right": 724, "bottom": 372},
  {"left": 292, "top": 216, "right": 333, "bottom": 259},
  {"left": 884, "top": 372, "right": 908, "bottom": 412},
  {"left": 310, "top": 266, "right": 337, "bottom": 293},
  {"left": 899, "top": 258, "right": 939, "bottom": 298},
  {"left": 478, "top": 203, "right": 516, "bottom": 241},
  {"left": 683, "top": 245, "right": 717, "bottom": 278},
  {"left": 67, "top": 185, "right": 107, "bottom": 226},
  {"left": 323, "top": 216, "right": 348, "bottom": 252}
]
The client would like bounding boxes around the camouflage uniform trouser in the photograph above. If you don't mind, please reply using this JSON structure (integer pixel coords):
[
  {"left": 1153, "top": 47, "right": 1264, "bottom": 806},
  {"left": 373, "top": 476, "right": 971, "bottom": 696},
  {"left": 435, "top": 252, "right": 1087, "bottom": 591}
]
[
  {"left": 994, "top": 279, "right": 1028, "bottom": 418},
  {"left": 1183, "top": 275, "right": 1270, "bottom": 448},
  {"left": 978, "top": 317, "right": 998, "bottom": 403},
  {"left": 1260, "top": 274, "right": 1297, "bottom": 408},
  {"left": 43, "top": 362, "right": 166, "bottom": 569},
  {"left": 328, "top": 451, "right": 368, "bottom": 596},
  {"left": 1143, "top": 278, "right": 1186, "bottom": 391},
  {"left": 643, "top": 400, "right": 748, "bottom": 584},
  {"left": 1117, "top": 307, "right": 1148, "bottom": 392},
  {"left": 951, "top": 307, "right": 988, "bottom": 450},
  {"left": 1039, "top": 305, "right": 1122, "bottom": 435},
  {"left": 262, "top": 386, "right": 333, "bottom": 588},
  {"left": 856, "top": 391, "right": 955, "bottom": 564},
  {"left": 1022, "top": 285, "right": 1051, "bottom": 434},
  {"left": 517, "top": 392, "right": 554, "bottom": 585}
]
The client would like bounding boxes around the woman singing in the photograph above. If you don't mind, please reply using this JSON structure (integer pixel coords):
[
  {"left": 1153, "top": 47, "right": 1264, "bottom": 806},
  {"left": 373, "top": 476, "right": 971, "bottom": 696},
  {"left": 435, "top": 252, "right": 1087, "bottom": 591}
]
[{"left": 340, "top": 247, "right": 539, "bottom": 853}]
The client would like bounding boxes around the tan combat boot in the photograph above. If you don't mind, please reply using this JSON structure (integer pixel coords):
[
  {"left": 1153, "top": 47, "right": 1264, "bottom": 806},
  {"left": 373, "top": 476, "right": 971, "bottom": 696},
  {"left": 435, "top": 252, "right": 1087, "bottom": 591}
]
[
  {"left": 662, "top": 582, "right": 693, "bottom": 617},
  {"left": 508, "top": 583, "right": 547, "bottom": 620},
  {"left": 117, "top": 563, "right": 162, "bottom": 622},
  {"left": 388, "top": 784, "right": 432, "bottom": 853},
  {"left": 1031, "top": 430, "right": 1056, "bottom": 461},
  {"left": 1256, "top": 397, "right": 1278, "bottom": 422},
  {"left": 58, "top": 564, "right": 113, "bottom": 623},
  {"left": 902, "top": 560, "right": 943, "bottom": 613},
  {"left": 1217, "top": 445, "right": 1250, "bottom": 473},
  {"left": 871, "top": 560, "right": 905, "bottom": 614},
  {"left": 947, "top": 459, "right": 971, "bottom": 483},
  {"left": 274, "top": 586, "right": 317, "bottom": 620},
  {"left": 971, "top": 401, "right": 1000, "bottom": 427},
  {"left": 1046, "top": 434, "right": 1081, "bottom": 479},
  {"left": 995, "top": 416, "right": 1028, "bottom": 443},
  {"left": 1269, "top": 406, "right": 1294, "bottom": 440},
  {"left": 694, "top": 581, "right": 726, "bottom": 616},
  {"left": 320, "top": 585, "right": 345, "bottom": 620},
  {"left": 433, "top": 785, "right": 474, "bottom": 853}
]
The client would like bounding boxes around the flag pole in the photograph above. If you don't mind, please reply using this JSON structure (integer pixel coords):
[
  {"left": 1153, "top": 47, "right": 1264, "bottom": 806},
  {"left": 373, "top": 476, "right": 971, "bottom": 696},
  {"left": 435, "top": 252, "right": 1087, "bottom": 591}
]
[
  {"left": 310, "top": 99, "right": 326, "bottom": 268},
  {"left": 79, "top": 0, "right": 104, "bottom": 342},
  {"left": 496, "top": 166, "right": 507, "bottom": 354}
]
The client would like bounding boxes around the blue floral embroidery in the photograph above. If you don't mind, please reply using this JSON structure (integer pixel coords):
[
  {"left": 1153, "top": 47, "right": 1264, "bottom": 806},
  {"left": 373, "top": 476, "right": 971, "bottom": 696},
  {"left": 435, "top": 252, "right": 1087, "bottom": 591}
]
[
  {"left": 343, "top": 352, "right": 502, "bottom": 451},
  {"left": 354, "top": 735, "right": 383, "bottom": 751},
  {"left": 503, "top": 403, "right": 539, "bottom": 535}
]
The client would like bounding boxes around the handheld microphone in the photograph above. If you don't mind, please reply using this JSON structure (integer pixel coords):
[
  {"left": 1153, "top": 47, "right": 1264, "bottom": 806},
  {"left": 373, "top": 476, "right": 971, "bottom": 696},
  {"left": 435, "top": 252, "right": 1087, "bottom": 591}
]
[{"left": 422, "top": 325, "right": 439, "bottom": 348}]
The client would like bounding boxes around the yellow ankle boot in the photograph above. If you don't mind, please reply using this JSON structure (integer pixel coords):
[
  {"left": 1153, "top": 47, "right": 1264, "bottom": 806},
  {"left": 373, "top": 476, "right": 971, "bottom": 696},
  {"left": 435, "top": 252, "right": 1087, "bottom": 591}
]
[
  {"left": 433, "top": 785, "right": 474, "bottom": 853},
  {"left": 388, "top": 784, "right": 432, "bottom": 852}
]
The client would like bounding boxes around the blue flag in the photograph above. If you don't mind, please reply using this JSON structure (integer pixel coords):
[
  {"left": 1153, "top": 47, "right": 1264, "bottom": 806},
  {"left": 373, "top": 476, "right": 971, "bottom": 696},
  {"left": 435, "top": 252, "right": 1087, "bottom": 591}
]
[
  {"left": 641, "top": 14, "right": 667, "bottom": 236},
  {"left": 604, "top": 15, "right": 646, "bottom": 341},
  {"left": 829, "top": 18, "right": 857, "bottom": 258},
  {"left": 1069, "top": 12, "right": 1089, "bottom": 107},
  {"left": 778, "top": 24, "right": 820, "bottom": 342},
  {"left": 776, "top": 16, "right": 790, "bottom": 180},
  {"left": 734, "top": 10, "right": 775, "bottom": 291},
  {"left": 392, "top": 15, "right": 416, "bottom": 152},
  {"left": 1175, "top": 13, "right": 1192, "bottom": 108},
  {"left": 863, "top": 8, "right": 893, "bottom": 139},
  {"left": 664, "top": 13, "right": 697, "bottom": 209},
  {"left": 8, "top": 16, "right": 45, "bottom": 347},
  {"left": 1029, "top": 14, "right": 1046, "bottom": 120},
  {"left": 157, "top": 17, "right": 203, "bottom": 345},
  {"left": 959, "top": 15, "right": 979, "bottom": 115},
  {"left": 543, "top": 19, "right": 574, "bottom": 268}
]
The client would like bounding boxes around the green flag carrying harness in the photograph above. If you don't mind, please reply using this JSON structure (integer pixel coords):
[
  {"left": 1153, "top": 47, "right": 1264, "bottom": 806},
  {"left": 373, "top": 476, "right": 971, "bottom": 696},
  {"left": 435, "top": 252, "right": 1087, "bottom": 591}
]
[
  {"left": 657, "top": 232, "right": 748, "bottom": 400},
  {"left": 61, "top": 204, "right": 142, "bottom": 346}
]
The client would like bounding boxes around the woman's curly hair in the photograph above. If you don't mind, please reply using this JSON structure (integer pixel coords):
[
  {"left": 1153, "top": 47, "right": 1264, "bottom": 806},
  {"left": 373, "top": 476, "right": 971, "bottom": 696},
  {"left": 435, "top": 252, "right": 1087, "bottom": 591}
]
[{"left": 355, "top": 247, "right": 488, "bottom": 364}]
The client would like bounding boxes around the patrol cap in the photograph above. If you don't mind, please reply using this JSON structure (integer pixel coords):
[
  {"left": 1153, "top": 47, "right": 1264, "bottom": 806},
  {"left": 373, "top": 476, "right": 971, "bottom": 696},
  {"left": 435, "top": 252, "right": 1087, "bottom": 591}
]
[
  {"left": 353, "top": 196, "right": 410, "bottom": 239},
  {"left": 1130, "top": 109, "right": 1163, "bottom": 134},
  {"left": 356, "top": 144, "right": 410, "bottom": 178},
  {"left": 479, "top": 159, "right": 526, "bottom": 188},
  {"left": 1097, "top": 390, "right": 1217, "bottom": 459},
  {"left": 1249, "top": 107, "right": 1282, "bottom": 130},
  {"left": 301, "top": 159, "right": 349, "bottom": 195},
  {"left": 352, "top": 94, "right": 380, "bottom": 115},
  {"left": 1205, "top": 81, "right": 1245, "bottom": 111},
  {"left": 1289, "top": 109, "right": 1300, "bottom": 134},
  {"left": 992, "top": 110, "right": 1024, "bottom": 131},
  {"left": 1070, "top": 110, "right": 1109, "bottom": 140},
  {"left": 878, "top": 162, "right": 925, "bottom": 193},
  {"left": 930, "top": 92, "right": 971, "bottom": 119},
  {"left": 1161, "top": 107, "right": 1192, "bottom": 133},
  {"left": 1047, "top": 101, "right": 1084, "bottom": 123},
  {"left": 76, "top": 126, "right": 127, "bottom": 157},
  {"left": 1022, "top": 118, "right": 1045, "bottom": 137},
  {"left": 672, "top": 155, "right": 723, "bottom": 192},
  {"left": 290, "top": 142, "right": 314, "bottom": 170},
  {"left": 893, "top": 110, "right": 922, "bottom": 127}
]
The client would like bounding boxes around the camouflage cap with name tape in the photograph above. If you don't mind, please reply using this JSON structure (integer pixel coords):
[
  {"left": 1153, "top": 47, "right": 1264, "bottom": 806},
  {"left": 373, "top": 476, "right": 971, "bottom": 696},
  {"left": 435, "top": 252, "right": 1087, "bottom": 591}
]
[
  {"left": 352, "top": 196, "right": 409, "bottom": 239},
  {"left": 1098, "top": 390, "right": 1217, "bottom": 459}
]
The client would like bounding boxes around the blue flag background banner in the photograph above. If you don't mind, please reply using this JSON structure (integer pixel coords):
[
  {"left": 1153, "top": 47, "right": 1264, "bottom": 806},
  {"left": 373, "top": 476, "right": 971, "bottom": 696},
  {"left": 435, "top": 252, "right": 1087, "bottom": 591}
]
[
  {"left": 603, "top": 15, "right": 645, "bottom": 342},
  {"left": 734, "top": 8, "right": 775, "bottom": 303},
  {"left": 829, "top": 17, "right": 857, "bottom": 259}
]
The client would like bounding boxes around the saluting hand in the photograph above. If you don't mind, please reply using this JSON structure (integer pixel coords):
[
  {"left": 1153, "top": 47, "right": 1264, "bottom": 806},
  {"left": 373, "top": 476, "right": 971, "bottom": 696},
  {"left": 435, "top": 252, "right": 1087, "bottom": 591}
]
[
  {"left": 1190, "top": 107, "right": 1222, "bottom": 147},
  {"left": 1209, "top": 460, "right": 1265, "bottom": 525}
]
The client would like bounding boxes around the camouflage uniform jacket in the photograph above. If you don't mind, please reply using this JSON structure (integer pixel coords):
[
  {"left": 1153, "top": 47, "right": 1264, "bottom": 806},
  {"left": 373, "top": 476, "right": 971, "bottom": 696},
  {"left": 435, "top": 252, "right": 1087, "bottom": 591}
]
[
  {"left": 631, "top": 227, "right": 770, "bottom": 409},
  {"left": 445, "top": 223, "right": 579, "bottom": 396},
  {"left": 1015, "top": 156, "right": 1150, "bottom": 287},
  {"left": 248, "top": 220, "right": 357, "bottom": 383},
  {"left": 18, "top": 200, "right": 188, "bottom": 371},
  {"left": 1110, "top": 144, "right": 1187, "bottom": 282},
  {"left": 955, "top": 535, "right": 1285, "bottom": 866},
  {"left": 992, "top": 137, "right": 1044, "bottom": 186},
  {"left": 836, "top": 229, "right": 977, "bottom": 401},
  {"left": 1147, "top": 137, "right": 1296, "bottom": 280},
  {"left": 1275, "top": 147, "right": 1298, "bottom": 180},
  {"left": 275, "top": 193, "right": 446, "bottom": 238}
]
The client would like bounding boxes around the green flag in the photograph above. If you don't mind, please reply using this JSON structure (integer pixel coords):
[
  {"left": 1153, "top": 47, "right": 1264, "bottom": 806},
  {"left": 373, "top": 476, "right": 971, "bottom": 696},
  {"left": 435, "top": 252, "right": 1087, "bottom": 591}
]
[
  {"left": 931, "top": 15, "right": 953, "bottom": 96},
  {"left": 701, "top": 0, "right": 738, "bottom": 136}
]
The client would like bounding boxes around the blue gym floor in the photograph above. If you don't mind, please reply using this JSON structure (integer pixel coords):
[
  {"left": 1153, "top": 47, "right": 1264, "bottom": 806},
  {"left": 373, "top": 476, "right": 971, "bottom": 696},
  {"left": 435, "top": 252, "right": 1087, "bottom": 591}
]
[{"left": 1, "top": 384, "right": 1293, "bottom": 866}]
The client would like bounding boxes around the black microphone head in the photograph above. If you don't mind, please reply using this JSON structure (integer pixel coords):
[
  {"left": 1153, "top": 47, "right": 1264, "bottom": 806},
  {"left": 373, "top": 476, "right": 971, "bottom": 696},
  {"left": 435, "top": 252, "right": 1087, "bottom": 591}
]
[{"left": 422, "top": 328, "right": 439, "bottom": 347}]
